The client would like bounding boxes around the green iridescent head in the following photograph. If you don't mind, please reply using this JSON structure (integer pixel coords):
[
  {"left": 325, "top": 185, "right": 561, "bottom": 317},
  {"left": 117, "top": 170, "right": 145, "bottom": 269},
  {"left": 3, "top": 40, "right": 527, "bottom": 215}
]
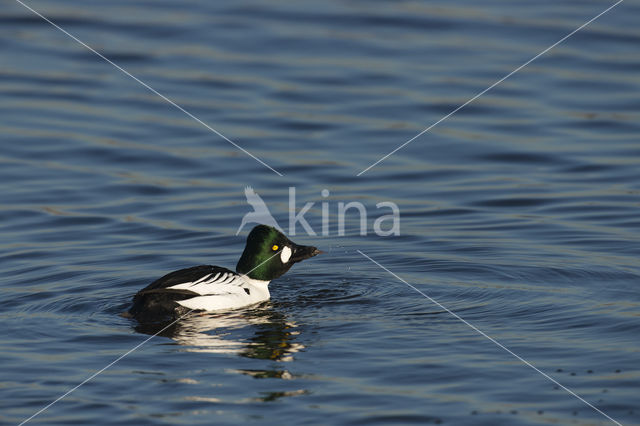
[{"left": 236, "top": 225, "right": 321, "bottom": 281}]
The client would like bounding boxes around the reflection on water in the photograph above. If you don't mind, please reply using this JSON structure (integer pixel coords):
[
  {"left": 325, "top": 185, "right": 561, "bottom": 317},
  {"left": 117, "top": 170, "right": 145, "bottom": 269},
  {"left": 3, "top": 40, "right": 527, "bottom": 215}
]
[
  {"left": 133, "top": 305, "right": 304, "bottom": 361},
  {"left": 132, "top": 306, "right": 309, "bottom": 405},
  {"left": 253, "top": 389, "right": 309, "bottom": 403},
  {"left": 2, "top": 0, "right": 640, "bottom": 423}
]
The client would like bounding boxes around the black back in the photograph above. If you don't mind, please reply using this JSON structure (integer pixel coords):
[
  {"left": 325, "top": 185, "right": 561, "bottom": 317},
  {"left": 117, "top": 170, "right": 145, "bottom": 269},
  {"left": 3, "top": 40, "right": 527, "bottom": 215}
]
[{"left": 128, "top": 265, "right": 234, "bottom": 323}]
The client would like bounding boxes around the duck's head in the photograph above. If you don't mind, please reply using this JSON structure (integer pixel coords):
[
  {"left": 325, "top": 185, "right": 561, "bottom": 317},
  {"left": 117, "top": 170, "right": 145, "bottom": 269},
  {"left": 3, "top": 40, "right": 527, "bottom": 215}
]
[{"left": 236, "top": 225, "right": 321, "bottom": 281}]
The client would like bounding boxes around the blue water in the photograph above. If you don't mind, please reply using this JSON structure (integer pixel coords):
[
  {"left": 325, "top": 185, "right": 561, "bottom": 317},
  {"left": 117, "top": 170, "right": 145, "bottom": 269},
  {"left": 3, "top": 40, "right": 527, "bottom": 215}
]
[{"left": 2, "top": 0, "right": 639, "bottom": 424}]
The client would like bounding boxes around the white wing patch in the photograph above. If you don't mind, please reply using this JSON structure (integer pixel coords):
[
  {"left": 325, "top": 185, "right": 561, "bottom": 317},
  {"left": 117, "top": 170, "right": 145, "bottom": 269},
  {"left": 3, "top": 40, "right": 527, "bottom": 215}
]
[
  {"left": 177, "top": 293, "right": 265, "bottom": 311},
  {"left": 280, "top": 246, "right": 292, "bottom": 263},
  {"left": 167, "top": 271, "right": 245, "bottom": 296},
  {"left": 166, "top": 270, "right": 272, "bottom": 311}
]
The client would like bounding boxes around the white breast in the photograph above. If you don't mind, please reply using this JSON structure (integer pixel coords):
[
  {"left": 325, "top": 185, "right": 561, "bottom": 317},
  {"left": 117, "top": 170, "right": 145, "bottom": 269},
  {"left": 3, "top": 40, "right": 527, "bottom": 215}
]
[{"left": 169, "top": 273, "right": 271, "bottom": 311}]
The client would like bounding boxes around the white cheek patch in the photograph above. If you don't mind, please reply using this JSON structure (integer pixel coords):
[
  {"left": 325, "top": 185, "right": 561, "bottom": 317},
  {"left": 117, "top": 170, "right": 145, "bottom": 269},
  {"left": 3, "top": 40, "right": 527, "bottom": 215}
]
[{"left": 280, "top": 246, "right": 292, "bottom": 263}]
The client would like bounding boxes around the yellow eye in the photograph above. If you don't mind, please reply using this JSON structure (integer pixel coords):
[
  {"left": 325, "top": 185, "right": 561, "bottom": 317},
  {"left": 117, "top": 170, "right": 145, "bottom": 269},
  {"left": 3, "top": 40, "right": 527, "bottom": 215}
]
[{"left": 272, "top": 245, "right": 279, "bottom": 251}]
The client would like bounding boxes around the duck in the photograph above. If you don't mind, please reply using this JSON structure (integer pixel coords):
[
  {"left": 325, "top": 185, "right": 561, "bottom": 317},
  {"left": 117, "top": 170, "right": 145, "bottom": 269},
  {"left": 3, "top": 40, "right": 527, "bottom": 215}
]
[{"left": 128, "top": 224, "right": 321, "bottom": 322}]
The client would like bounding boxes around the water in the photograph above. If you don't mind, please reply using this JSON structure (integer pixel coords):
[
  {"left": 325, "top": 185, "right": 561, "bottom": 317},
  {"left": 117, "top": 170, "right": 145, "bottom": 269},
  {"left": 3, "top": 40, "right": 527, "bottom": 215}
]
[{"left": 1, "top": 0, "right": 639, "bottom": 424}]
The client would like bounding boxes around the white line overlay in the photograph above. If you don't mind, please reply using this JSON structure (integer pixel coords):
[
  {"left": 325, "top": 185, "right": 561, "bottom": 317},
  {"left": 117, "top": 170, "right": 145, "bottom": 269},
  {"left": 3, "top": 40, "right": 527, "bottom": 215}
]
[
  {"left": 19, "top": 250, "right": 282, "bottom": 425},
  {"left": 14, "top": 0, "right": 283, "bottom": 176},
  {"left": 357, "top": 250, "right": 622, "bottom": 426},
  {"left": 357, "top": 0, "right": 624, "bottom": 176},
  {"left": 18, "top": 313, "right": 193, "bottom": 426}
]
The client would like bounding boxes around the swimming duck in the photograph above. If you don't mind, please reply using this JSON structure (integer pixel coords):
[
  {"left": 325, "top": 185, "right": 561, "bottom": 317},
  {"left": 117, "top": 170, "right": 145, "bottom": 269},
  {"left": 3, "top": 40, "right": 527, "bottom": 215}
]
[{"left": 128, "top": 225, "right": 321, "bottom": 322}]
